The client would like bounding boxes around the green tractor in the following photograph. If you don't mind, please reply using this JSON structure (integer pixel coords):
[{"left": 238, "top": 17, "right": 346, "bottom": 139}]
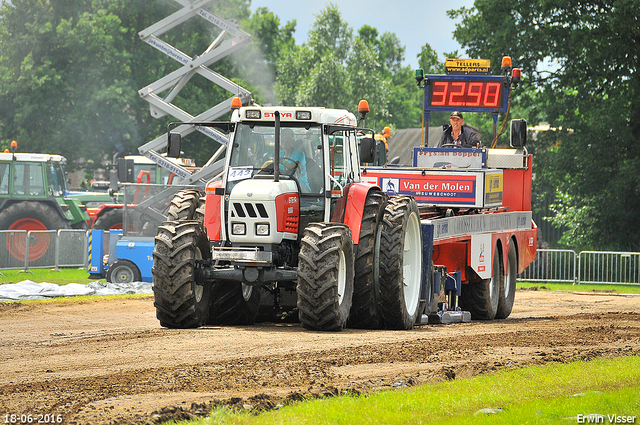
[{"left": 0, "top": 147, "right": 91, "bottom": 262}]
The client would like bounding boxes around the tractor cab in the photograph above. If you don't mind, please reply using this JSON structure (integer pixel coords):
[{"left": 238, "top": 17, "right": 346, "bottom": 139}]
[
  {"left": 0, "top": 152, "right": 69, "bottom": 197},
  {"left": 168, "top": 104, "right": 375, "bottom": 251}
]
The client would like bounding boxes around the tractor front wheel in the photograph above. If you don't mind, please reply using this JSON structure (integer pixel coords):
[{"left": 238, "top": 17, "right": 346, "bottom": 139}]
[
  {"left": 297, "top": 223, "right": 354, "bottom": 331},
  {"left": 152, "top": 221, "right": 211, "bottom": 328},
  {"left": 0, "top": 201, "right": 69, "bottom": 262},
  {"left": 93, "top": 208, "right": 124, "bottom": 230},
  {"left": 167, "top": 189, "right": 206, "bottom": 221}
]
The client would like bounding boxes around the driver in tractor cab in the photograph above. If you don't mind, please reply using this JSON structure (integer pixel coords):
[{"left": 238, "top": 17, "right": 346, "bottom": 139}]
[
  {"left": 280, "top": 128, "right": 311, "bottom": 192},
  {"left": 437, "top": 111, "right": 480, "bottom": 148}
]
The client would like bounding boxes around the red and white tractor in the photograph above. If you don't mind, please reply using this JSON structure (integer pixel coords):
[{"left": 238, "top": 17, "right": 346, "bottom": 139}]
[{"left": 152, "top": 102, "right": 424, "bottom": 331}]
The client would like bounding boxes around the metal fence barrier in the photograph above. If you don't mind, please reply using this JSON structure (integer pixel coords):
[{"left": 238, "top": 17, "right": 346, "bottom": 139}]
[
  {"left": 0, "top": 229, "right": 88, "bottom": 273},
  {"left": 1, "top": 233, "right": 639, "bottom": 286},
  {"left": 518, "top": 249, "right": 640, "bottom": 285},
  {"left": 578, "top": 251, "right": 640, "bottom": 285},
  {"left": 518, "top": 249, "right": 577, "bottom": 284}
]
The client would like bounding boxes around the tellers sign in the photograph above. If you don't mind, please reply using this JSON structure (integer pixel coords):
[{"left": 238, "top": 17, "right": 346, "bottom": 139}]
[{"left": 424, "top": 75, "right": 508, "bottom": 113}]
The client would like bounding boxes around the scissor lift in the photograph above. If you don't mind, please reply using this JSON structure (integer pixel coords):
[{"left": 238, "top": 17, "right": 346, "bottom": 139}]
[
  {"left": 133, "top": 0, "right": 254, "bottom": 224},
  {"left": 89, "top": 1, "right": 254, "bottom": 283}
]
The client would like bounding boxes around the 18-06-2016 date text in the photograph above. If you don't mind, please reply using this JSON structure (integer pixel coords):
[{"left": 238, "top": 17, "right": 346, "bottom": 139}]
[{"left": 4, "top": 414, "right": 63, "bottom": 424}]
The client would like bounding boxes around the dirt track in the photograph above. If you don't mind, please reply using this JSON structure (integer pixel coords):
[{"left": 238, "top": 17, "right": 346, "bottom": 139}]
[{"left": 1, "top": 288, "right": 640, "bottom": 424}]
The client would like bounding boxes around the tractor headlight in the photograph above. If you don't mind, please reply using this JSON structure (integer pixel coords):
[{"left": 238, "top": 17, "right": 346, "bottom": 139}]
[
  {"left": 232, "top": 223, "right": 246, "bottom": 235},
  {"left": 296, "top": 110, "right": 312, "bottom": 120},
  {"left": 255, "top": 223, "right": 270, "bottom": 236}
]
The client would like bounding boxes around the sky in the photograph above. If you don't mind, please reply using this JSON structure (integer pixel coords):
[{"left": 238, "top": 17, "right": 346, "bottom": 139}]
[{"left": 249, "top": 0, "right": 476, "bottom": 67}]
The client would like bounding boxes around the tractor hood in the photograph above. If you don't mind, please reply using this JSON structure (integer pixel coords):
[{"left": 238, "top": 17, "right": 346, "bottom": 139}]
[{"left": 227, "top": 178, "right": 299, "bottom": 244}]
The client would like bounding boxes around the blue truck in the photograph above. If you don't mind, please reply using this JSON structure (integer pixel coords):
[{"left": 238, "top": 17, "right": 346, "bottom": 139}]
[{"left": 87, "top": 229, "right": 154, "bottom": 283}]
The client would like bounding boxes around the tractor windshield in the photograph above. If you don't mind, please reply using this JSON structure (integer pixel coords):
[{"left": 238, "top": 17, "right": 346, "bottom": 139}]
[
  {"left": 228, "top": 123, "right": 324, "bottom": 194},
  {"left": 13, "top": 162, "right": 45, "bottom": 196}
]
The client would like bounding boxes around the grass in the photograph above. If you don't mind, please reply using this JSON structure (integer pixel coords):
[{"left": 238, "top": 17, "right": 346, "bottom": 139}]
[
  {"left": 185, "top": 356, "right": 640, "bottom": 425},
  {"left": 0, "top": 267, "right": 100, "bottom": 285},
  {"left": 517, "top": 281, "right": 640, "bottom": 295}
]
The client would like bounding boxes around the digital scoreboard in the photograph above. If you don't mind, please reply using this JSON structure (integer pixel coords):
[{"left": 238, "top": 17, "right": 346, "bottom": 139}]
[{"left": 424, "top": 75, "right": 509, "bottom": 113}]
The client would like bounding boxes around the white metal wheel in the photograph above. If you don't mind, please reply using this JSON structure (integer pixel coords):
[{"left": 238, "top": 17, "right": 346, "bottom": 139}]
[
  {"left": 403, "top": 210, "right": 422, "bottom": 316},
  {"left": 504, "top": 252, "right": 513, "bottom": 300},
  {"left": 489, "top": 249, "right": 502, "bottom": 308},
  {"left": 337, "top": 249, "right": 347, "bottom": 305}
]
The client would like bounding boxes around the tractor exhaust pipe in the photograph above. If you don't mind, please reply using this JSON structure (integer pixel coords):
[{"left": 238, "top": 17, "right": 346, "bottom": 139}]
[{"left": 274, "top": 110, "right": 280, "bottom": 182}]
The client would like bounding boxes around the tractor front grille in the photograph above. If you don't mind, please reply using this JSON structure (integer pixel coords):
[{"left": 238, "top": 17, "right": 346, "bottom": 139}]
[{"left": 231, "top": 202, "right": 269, "bottom": 219}]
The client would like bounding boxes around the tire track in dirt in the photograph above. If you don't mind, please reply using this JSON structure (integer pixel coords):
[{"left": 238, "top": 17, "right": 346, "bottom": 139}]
[{"left": 1, "top": 292, "right": 639, "bottom": 424}]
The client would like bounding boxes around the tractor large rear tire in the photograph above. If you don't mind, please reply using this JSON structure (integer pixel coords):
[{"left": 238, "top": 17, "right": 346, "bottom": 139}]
[
  {"left": 152, "top": 221, "right": 211, "bottom": 328},
  {"left": 93, "top": 208, "right": 124, "bottom": 230},
  {"left": 167, "top": 189, "right": 206, "bottom": 221},
  {"left": 460, "top": 245, "right": 502, "bottom": 320},
  {"left": 297, "top": 223, "right": 354, "bottom": 331},
  {"left": 207, "top": 282, "right": 261, "bottom": 325},
  {"left": 378, "top": 196, "right": 423, "bottom": 330},
  {"left": 348, "top": 189, "right": 386, "bottom": 329},
  {"left": 495, "top": 242, "right": 517, "bottom": 319},
  {"left": 0, "top": 201, "right": 69, "bottom": 262}
]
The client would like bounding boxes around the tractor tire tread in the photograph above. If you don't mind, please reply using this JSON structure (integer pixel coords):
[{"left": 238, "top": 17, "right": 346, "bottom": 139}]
[
  {"left": 348, "top": 190, "right": 387, "bottom": 329},
  {"left": 377, "top": 196, "right": 422, "bottom": 330},
  {"left": 167, "top": 189, "right": 206, "bottom": 221},
  {"left": 297, "top": 223, "right": 354, "bottom": 331},
  {"left": 152, "top": 220, "right": 211, "bottom": 329}
]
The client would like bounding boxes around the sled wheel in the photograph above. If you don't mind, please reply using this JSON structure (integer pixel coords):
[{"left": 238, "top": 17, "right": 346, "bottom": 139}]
[
  {"left": 106, "top": 259, "right": 142, "bottom": 284},
  {"left": 460, "top": 244, "right": 502, "bottom": 320},
  {"left": 495, "top": 241, "right": 517, "bottom": 319}
]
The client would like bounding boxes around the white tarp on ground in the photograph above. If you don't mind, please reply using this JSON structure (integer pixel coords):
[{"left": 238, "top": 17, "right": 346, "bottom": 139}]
[{"left": 0, "top": 280, "right": 153, "bottom": 301}]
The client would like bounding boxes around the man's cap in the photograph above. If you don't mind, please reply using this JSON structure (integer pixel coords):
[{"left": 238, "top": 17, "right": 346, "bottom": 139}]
[{"left": 450, "top": 111, "right": 464, "bottom": 119}]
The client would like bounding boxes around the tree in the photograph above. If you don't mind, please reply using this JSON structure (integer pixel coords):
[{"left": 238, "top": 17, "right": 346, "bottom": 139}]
[
  {"left": 274, "top": 3, "right": 427, "bottom": 131},
  {"left": 0, "top": 0, "right": 255, "bottom": 174},
  {"left": 275, "top": 4, "right": 355, "bottom": 109},
  {"left": 0, "top": 0, "right": 135, "bottom": 170},
  {"left": 0, "top": 1, "right": 453, "bottom": 182},
  {"left": 450, "top": 0, "right": 640, "bottom": 251},
  {"left": 414, "top": 43, "right": 454, "bottom": 137}
]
